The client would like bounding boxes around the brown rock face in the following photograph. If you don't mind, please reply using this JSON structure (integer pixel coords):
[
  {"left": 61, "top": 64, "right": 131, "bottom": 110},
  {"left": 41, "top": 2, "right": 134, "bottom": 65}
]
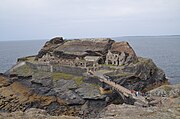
[
  {"left": 109, "top": 41, "right": 138, "bottom": 64},
  {"left": 54, "top": 38, "right": 114, "bottom": 56},
  {"left": 43, "top": 37, "right": 64, "bottom": 51},
  {"left": 0, "top": 75, "right": 70, "bottom": 115},
  {"left": 110, "top": 42, "right": 137, "bottom": 56},
  {"left": 35, "top": 37, "right": 64, "bottom": 59}
]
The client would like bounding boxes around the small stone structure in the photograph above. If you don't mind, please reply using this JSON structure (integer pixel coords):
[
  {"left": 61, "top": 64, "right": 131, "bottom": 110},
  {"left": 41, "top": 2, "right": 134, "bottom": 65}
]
[
  {"left": 84, "top": 56, "right": 102, "bottom": 67},
  {"left": 105, "top": 50, "right": 126, "bottom": 66}
]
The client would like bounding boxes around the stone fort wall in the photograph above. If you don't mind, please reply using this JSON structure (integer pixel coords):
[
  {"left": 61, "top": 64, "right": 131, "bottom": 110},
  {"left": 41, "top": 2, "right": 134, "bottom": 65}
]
[{"left": 26, "top": 62, "right": 86, "bottom": 76}]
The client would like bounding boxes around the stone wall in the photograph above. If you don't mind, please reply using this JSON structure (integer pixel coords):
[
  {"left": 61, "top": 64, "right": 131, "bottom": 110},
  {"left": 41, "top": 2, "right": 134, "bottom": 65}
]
[
  {"left": 53, "top": 65, "right": 87, "bottom": 76},
  {"left": 26, "top": 62, "right": 86, "bottom": 76}
]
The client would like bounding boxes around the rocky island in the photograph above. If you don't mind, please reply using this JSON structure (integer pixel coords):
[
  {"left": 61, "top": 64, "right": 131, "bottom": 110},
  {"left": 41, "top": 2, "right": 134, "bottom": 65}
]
[{"left": 0, "top": 37, "right": 179, "bottom": 119}]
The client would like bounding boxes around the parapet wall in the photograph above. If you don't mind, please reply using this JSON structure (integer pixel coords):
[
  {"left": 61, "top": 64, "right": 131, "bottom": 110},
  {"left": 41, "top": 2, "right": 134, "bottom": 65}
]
[
  {"left": 26, "top": 62, "right": 86, "bottom": 76},
  {"left": 53, "top": 65, "right": 87, "bottom": 76}
]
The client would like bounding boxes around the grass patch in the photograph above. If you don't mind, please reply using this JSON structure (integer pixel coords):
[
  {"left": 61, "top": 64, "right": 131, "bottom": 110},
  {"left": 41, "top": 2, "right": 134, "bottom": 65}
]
[
  {"left": 74, "top": 77, "right": 83, "bottom": 85},
  {"left": 12, "top": 64, "right": 34, "bottom": 76},
  {"left": 18, "top": 56, "right": 37, "bottom": 63},
  {"left": 115, "top": 73, "right": 130, "bottom": 77},
  {"left": 90, "top": 83, "right": 99, "bottom": 87},
  {"left": 33, "top": 70, "right": 51, "bottom": 79},
  {"left": 163, "top": 85, "right": 172, "bottom": 92},
  {"left": 52, "top": 72, "right": 84, "bottom": 85},
  {"left": 52, "top": 72, "right": 74, "bottom": 80},
  {"left": 26, "top": 56, "right": 35, "bottom": 62}
]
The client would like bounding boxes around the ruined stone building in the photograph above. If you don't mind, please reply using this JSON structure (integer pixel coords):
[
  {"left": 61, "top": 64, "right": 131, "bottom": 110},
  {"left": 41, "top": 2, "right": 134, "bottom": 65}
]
[
  {"left": 105, "top": 41, "right": 137, "bottom": 66},
  {"left": 105, "top": 50, "right": 126, "bottom": 66},
  {"left": 38, "top": 53, "right": 55, "bottom": 63},
  {"left": 84, "top": 56, "right": 103, "bottom": 67},
  {"left": 35, "top": 37, "right": 137, "bottom": 68}
]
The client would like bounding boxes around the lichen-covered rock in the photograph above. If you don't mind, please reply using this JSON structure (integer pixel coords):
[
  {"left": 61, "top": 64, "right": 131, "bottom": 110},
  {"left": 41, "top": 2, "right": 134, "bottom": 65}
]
[
  {"left": 148, "top": 84, "right": 180, "bottom": 98},
  {"left": 106, "top": 57, "right": 167, "bottom": 91},
  {"left": 99, "top": 102, "right": 180, "bottom": 119},
  {"left": 0, "top": 108, "right": 80, "bottom": 119},
  {"left": 0, "top": 72, "right": 109, "bottom": 118},
  {"left": 99, "top": 84, "right": 180, "bottom": 119}
]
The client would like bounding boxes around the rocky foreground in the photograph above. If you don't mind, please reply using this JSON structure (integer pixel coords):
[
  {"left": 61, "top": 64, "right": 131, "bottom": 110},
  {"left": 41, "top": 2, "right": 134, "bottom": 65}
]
[
  {"left": 0, "top": 37, "right": 178, "bottom": 119},
  {"left": 0, "top": 83, "right": 179, "bottom": 119},
  {"left": 99, "top": 84, "right": 180, "bottom": 119}
]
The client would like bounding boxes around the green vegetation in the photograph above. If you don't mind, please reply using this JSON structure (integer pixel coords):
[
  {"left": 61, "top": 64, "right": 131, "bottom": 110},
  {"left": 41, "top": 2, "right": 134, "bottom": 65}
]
[
  {"left": 33, "top": 70, "right": 51, "bottom": 79},
  {"left": 18, "top": 56, "right": 37, "bottom": 63},
  {"left": 115, "top": 73, "right": 130, "bottom": 77},
  {"left": 52, "top": 72, "right": 84, "bottom": 85},
  {"left": 102, "top": 64, "right": 114, "bottom": 67},
  {"left": 163, "top": 85, "right": 172, "bottom": 92},
  {"left": 52, "top": 72, "right": 74, "bottom": 80},
  {"left": 12, "top": 64, "right": 34, "bottom": 76},
  {"left": 26, "top": 57, "right": 36, "bottom": 63},
  {"left": 74, "top": 77, "right": 83, "bottom": 85},
  {"left": 90, "top": 83, "right": 99, "bottom": 87}
]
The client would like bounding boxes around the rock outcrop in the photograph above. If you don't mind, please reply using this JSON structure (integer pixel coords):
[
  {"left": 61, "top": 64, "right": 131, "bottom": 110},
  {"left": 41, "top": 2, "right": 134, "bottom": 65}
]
[
  {"left": 1, "top": 37, "right": 169, "bottom": 118},
  {"left": 0, "top": 72, "right": 107, "bottom": 118},
  {"left": 105, "top": 57, "right": 167, "bottom": 92},
  {"left": 99, "top": 84, "right": 180, "bottom": 119},
  {"left": 54, "top": 38, "right": 114, "bottom": 56},
  {"left": 0, "top": 108, "right": 80, "bottom": 119},
  {"left": 35, "top": 37, "right": 64, "bottom": 60}
]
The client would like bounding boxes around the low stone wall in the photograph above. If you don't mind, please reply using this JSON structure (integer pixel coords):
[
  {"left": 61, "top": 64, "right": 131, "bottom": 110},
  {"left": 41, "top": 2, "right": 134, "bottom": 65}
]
[
  {"left": 26, "top": 62, "right": 86, "bottom": 76},
  {"left": 53, "top": 65, "right": 87, "bottom": 76}
]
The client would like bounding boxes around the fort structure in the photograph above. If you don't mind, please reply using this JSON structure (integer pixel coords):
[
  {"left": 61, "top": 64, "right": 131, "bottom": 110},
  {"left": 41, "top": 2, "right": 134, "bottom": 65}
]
[{"left": 35, "top": 37, "right": 137, "bottom": 70}]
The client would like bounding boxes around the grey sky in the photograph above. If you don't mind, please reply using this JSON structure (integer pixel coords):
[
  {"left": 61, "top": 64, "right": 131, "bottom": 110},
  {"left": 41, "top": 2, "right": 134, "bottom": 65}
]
[{"left": 0, "top": 0, "right": 180, "bottom": 41}]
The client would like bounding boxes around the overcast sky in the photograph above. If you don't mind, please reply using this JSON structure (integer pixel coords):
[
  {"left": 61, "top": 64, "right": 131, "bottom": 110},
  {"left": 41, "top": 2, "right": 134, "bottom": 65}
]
[{"left": 0, "top": 0, "right": 180, "bottom": 41}]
